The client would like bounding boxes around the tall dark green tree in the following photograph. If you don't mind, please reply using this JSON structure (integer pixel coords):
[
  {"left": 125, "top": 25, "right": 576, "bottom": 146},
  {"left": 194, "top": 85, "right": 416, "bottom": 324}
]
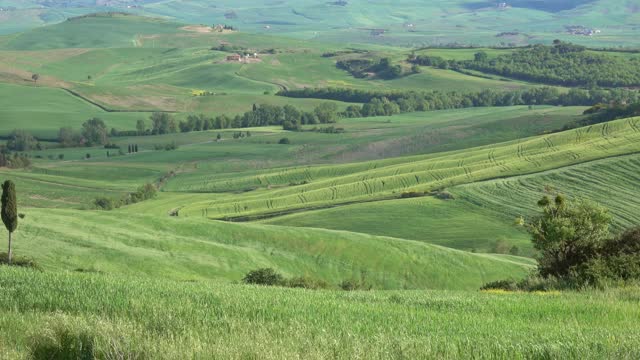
[{"left": 1, "top": 180, "right": 18, "bottom": 264}]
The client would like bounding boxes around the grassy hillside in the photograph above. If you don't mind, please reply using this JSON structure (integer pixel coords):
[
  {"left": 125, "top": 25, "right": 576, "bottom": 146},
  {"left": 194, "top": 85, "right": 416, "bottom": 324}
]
[
  {"left": 263, "top": 152, "right": 640, "bottom": 254},
  {"left": 453, "top": 152, "right": 640, "bottom": 230},
  {"left": 1, "top": 267, "right": 639, "bottom": 359},
  {"left": 9, "top": 208, "right": 532, "bottom": 290},
  {"left": 263, "top": 196, "right": 531, "bottom": 254},
  {"left": 2, "top": 14, "right": 182, "bottom": 50},
  {"left": 1, "top": 1, "right": 638, "bottom": 47},
  {"left": 172, "top": 116, "right": 640, "bottom": 220},
  {"left": 0, "top": 106, "right": 582, "bottom": 209}
]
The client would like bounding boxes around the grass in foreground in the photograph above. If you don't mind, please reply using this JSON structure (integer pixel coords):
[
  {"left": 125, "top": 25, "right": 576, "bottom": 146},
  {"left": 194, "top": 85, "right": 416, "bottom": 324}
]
[{"left": 0, "top": 267, "right": 639, "bottom": 359}]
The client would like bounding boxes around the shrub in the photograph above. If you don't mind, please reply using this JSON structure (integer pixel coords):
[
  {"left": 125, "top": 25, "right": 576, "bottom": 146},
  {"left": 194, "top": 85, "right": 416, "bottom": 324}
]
[
  {"left": 94, "top": 197, "right": 117, "bottom": 211},
  {"left": 0, "top": 253, "right": 40, "bottom": 269},
  {"left": 400, "top": 191, "right": 425, "bottom": 199},
  {"left": 154, "top": 142, "right": 177, "bottom": 151},
  {"left": 284, "top": 276, "right": 331, "bottom": 290},
  {"left": 278, "top": 137, "right": 291, "bottom": 145},
  {"left": 122, "top": 183, "right": 157, "bottom": 206},
  {"left": 242, "top": 268, "right": 284, "bottom": 286},
  {"left": 434, "top": 191, "right": 455, "bottom": 200},
  {"left": 480, "top": 279, "right": 519, "bottom": 292},
  {"left": 339, "top": 279, "right": 372, "bottom": 291}
]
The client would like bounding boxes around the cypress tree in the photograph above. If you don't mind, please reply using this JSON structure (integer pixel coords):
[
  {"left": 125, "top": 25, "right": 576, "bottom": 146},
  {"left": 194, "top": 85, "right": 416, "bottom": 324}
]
[
  {"left": 1, "top": 180, "right": 18, "bottom": 264},
  {"left": 135, "top": 144, "right": 138, "bottom": 153}
]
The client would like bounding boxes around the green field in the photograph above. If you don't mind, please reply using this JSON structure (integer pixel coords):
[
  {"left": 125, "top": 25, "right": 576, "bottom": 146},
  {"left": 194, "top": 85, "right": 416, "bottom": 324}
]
[
  {"left": 1, "top": 1, "right": 639, "bottom": 47},
  {"left": 7, "top": 208, "right": 532, "bottom": 290},
  {"left": 172, "top": 117, "right": 640, "bottom": 221},
  {"left": 1, "top": 8, "right": 640, "bottom": 359},
  {"left": 1, "top": 268, "right": 640, "bottom": 359}
]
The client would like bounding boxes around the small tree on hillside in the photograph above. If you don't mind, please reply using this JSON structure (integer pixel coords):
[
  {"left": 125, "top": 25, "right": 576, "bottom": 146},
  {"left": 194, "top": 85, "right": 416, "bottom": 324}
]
[
  {"left": 1, "top": 180, "right": 18, "bottom": 264},
  {"left": 31, "top": 74, "right": 39, "bottom": 85},
  {"left": 528, "top": 195, "right": 611, "bottom": 279}
]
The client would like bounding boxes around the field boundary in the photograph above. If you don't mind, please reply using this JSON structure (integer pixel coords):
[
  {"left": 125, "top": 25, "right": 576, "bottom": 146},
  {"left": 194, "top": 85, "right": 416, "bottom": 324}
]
[{"left": 61, "top": 88, "right": 177, "bottom": 114}]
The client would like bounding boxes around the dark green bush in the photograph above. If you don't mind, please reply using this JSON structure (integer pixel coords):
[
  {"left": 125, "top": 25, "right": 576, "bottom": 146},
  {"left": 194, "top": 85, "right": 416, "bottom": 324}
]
[
  {"left": 278, "top": 137, "right": 291, "bottom": 145},
  {"left": 400, "top": 191, "right": 425, "bottom": 199},
  {"left": 93, "top": 197, "right": 117, "bottom": 211},
  {"left": 242, "top": 268, "right": 284, "bottom": 286},
  {"left": 480, "top": 279, "right": 519, "bottom": 292}
]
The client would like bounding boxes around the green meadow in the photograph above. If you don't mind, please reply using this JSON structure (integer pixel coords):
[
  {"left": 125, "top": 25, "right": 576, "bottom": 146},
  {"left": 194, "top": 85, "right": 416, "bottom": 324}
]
[
  {"left": 1, "top": 10, "right": 640, "bottom": 359},
  {"left": 2, "top": 267, "right": 640, "bottom": 359}
]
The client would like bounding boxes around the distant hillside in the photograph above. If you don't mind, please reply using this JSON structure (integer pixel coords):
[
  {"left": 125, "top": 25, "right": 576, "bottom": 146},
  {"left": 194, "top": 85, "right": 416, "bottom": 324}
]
[
  {"left": 0, "top": 1, "right": 637, "bottom": 47},
  {"left": 2, "top": 14, "right": 180, "bottom": 50}
]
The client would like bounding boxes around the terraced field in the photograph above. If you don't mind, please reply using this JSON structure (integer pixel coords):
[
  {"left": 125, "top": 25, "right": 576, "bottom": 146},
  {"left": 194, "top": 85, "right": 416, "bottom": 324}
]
[
  {"left": 453, "top": 153, "right": 640, "bottom": 230},
  {"left": 173, "top": 117, "right": 640, "bottom": 220}
]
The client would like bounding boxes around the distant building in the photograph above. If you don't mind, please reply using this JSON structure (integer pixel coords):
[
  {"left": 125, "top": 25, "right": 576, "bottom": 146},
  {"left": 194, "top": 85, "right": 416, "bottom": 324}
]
[{"left": 227, "top": 54, "right": 242, "bottom": 61}]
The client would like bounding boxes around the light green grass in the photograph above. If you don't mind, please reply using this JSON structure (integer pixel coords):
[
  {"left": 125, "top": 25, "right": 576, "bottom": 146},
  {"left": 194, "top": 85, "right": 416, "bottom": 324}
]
[
  {"left": 174, "top": 116, "right": 640, "bottom": 220},
  {"left": 453, "top": 152, "right": 640, "bottom": 231},
  {"left": 263, "top": 196, "right": 530, "bottom": 255},
  {"left": 1, "top": 267, "right": 639, "bottom": 359},
  {"left": 9, "top": 208, "right": 532, "bottom": 290}
]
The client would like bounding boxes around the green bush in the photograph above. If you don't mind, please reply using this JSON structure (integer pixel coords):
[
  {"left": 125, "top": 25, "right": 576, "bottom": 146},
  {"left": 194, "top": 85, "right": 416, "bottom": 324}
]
[
  {"left": 284, "top": 276, "right": 331, "bottom": 290},
  {"left": 480, "top": 279, "right": 519, "bottom": 292},
  {"left": 400, "top": 191, "right": 425, "bottom": 199},
  {"left": 242, "top": 268, "right": 284, "bottom": 286},
  {"left": 93, "top": 197, "right": 117, "bottom": 211},
  {"left": 278, "top": 138, "right": 291, "bottom": 145},
  {"left": 339, "top": 279, "right": 372, "bottom": 291}
]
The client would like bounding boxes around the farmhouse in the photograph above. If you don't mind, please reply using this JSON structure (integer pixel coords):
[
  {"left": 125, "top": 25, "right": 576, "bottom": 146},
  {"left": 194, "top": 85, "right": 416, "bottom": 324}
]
[{"left": 227, "top": 54, "right": 242, "bottom": 61}]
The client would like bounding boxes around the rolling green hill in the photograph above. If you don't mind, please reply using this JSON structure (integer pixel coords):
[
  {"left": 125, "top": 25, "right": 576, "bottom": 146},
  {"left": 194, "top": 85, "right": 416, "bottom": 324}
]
[
  {"left": 11, "top": 208, "right": 532, "bottom": 290},
  {"left": 1, "top": 1, "right": 638, "bottom": 47},
  {"left": 1, "top": 6, "right": 640, "bottom": 360},
  {"left": 173, "top": 117, "right": 640, "bottom": 220}
]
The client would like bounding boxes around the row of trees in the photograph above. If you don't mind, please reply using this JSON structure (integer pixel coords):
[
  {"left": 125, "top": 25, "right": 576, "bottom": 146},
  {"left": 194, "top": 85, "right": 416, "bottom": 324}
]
[
  {"left": 172, "top": 103, "right": 339, "bottom": 134},
  {"left": 336, "top": 57, "right": 407, "bottom": 80},
  {"left": 279, "top": 86, "right": 640, "bottom": 119},
  {"left": 94, "top": 183, "right": 157, "bottom": 211},
  {"left": 411, "top": 41, "right": 640, "bottom": 88}
]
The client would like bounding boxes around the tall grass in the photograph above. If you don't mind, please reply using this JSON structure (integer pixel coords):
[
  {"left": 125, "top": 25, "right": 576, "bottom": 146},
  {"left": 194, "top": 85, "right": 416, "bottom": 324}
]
[{"left": 1, "top": 268, "right": 639, "bottom": 359}]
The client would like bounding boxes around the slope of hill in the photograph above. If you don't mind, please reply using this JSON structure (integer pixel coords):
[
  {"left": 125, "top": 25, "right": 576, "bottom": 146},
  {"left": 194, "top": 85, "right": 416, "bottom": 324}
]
[
  {"left": 173, "top": 117, "right": 640, "bottom": 220},
  {"left": 10, "top": 208, "right": 533, "bottom": 290},
  {"left": 1, "top": 267, "right": 639, "bottom": 359},
  {"left": 0, "top": 1, "right": 637, "bottom": 46}
]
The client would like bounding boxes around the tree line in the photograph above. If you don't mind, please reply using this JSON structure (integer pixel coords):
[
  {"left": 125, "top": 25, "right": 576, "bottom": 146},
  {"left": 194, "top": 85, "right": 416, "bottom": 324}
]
[
  {"left": 410, "top": 41, "right": 640, "bottom": 87},
  {"left": 278, "top": 86, "right": 640, "bottom": 118},
  {"left": 336, "top": 57, "right": 411, "bottom": 80}
]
